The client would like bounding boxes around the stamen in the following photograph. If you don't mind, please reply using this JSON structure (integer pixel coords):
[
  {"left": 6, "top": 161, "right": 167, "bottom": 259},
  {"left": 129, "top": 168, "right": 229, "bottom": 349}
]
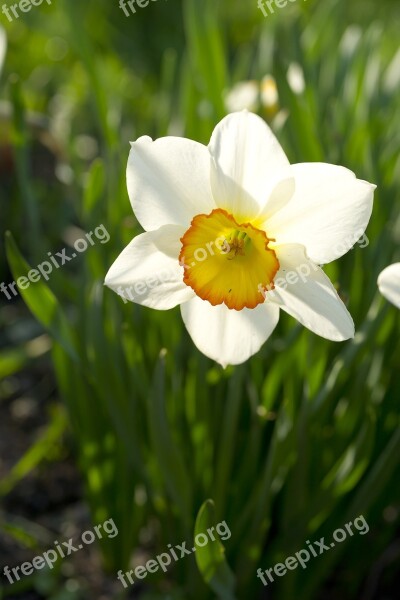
[
  {"left": 179, "top": 208, "right": 279, "bottom": 310},
  {"left": 223, "top": 229, "right": 252, "bottom": 259}
]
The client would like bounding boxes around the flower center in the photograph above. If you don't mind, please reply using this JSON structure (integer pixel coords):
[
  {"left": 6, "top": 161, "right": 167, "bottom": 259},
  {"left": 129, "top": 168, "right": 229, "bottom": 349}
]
[
  {"left": 221, "top": 229, "right": 251, "bottom": 258},
  {"left": 179, "top": 208, "right": 279, "bottom": 310}
]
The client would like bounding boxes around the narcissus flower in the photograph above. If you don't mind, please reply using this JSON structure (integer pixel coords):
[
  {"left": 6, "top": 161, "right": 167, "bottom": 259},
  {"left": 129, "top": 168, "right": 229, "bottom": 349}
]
[
  {"left": 105, "top": 112, "right": 375, "bottom": 366},
  {"left": 378, "top": 263, "right": 400, "bottom": 309},
  {"left": 225, "top": 80, "right": 259, "bottom": 113},
  {"left": 225, "top": 76, "right": 279, "bottom": 117}
]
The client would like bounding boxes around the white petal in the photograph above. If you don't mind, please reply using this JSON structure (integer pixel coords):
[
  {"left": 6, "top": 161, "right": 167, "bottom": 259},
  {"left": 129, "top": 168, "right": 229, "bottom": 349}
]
[
  {"left": 127, "top": 136, "right": 216, "bottom": 231},
  {"left": 378, "top": 263, "right": 400, "bottom": 309},
  {"left": 266, "top": 163, "right": 375, "bottom": 264},
  {"left": 105, "top": 225, "right": 195, "bottom": 310},
  {"left": 287, "top": 63, "right": 305, "bottom": 95},
  {"left": 257, "top": 174, "right": 295, "bottom": 222},
  {"left": 208, "top": 111, "right": 290, "bottom": 219},
  {"left": 267, "top": 244, "right": 355, "bottom": 341},
  {"left": 180, "top": 297, "right": 280, "bottom": 367}
]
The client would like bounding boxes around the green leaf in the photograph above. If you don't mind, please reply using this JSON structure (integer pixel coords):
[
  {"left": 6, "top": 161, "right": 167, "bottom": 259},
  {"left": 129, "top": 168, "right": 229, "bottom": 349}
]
[
  {"left": 147, "top": 351, "right": 192, "bottom": 529},
  {"left": 5, "top": 232, "right": 79, "bottom": 363},
  {"left": 183, "top": 0, "right": 227, "bottom": 123},
  {"left": 0, "top": 335, "right": 51, "bottom": 381},
  {"left": 322, "top": 413, "right": 375, "bottom": 495},
  {"left": 0, "top": 405, "right": 68, "bottom": 496},
  {"left": 82, "top": 157, "right": 105, "bottom": 222},
  {"left": 194, "top": 499, "right": 236, "bottom": 600}
]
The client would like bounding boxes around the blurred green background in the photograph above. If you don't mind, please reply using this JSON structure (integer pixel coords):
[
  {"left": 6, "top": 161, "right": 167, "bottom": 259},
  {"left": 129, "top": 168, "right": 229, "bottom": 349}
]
[{"left": 0, "top": 0, "right": 399, "bottom": 598}]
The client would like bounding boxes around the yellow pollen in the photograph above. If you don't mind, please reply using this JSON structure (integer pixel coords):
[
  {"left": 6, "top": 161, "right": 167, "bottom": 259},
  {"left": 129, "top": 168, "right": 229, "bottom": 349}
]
[{"left": 179, "top": 209, "right": 279, "bottom": 310}]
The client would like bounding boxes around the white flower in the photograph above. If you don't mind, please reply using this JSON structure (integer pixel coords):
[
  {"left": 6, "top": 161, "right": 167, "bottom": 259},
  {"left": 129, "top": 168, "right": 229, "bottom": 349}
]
[
  {"left": 378, "top": 263, "right": 400, "bottom": 309},
  {"left": 287, "top": 63, "right": 305, "bottom": 95},
  {"left": 224, "top": 77, "right": 279, "bottom": 115},
  {"left": 225, "top": 81, "right": 259, "bottom": 113},
  {"left": 105, "top": 112, "right": 375, "bottom": 367}
]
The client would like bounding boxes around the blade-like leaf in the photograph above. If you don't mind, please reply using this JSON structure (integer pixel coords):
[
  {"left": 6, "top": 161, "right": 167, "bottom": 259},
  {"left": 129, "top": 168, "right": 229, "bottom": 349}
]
[
  {"left": 5, "top": 232, "right": 79, "bottom": 362},
  {"left": 194, "top": 499, "right": 236, "bottom": 600}
]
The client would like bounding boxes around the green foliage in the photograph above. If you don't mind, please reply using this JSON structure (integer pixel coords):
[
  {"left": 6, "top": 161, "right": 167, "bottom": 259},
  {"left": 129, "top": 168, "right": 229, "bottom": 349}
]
[
  {"left": 194, "top": 500, "right": 235, "bottom": 599},
  {"left": 1, "top": 0, "right": 399, "bottom": 598}
]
